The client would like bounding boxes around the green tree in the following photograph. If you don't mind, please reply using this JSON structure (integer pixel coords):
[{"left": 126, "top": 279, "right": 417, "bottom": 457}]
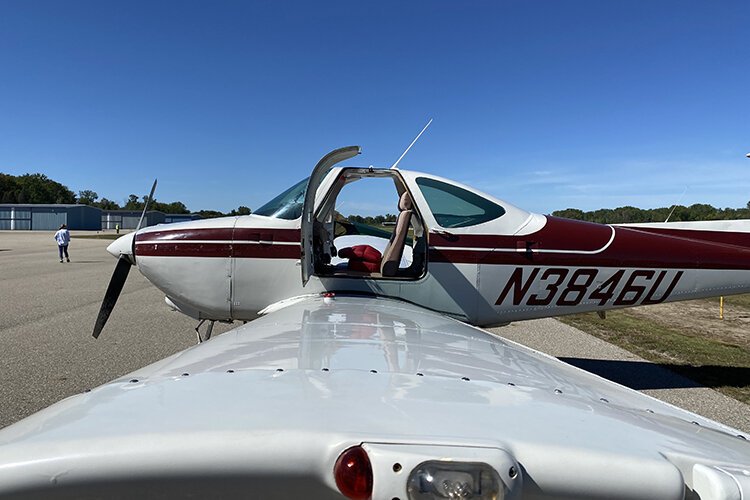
[
  {"left": 553, "top": 202, "right": 750, "bottom": 223},
  {"left": 78, "top": 190, "right": 99, "bottom": 205},
  {"left": 9, "top": 173, "right": 76, "bottom": 204},
  {"left": 153, "top": 201, "right": 189, "bottom": 214},
  {"left": 196, "top": 209, "right": 225, "bottom": 219},
  {"left": 685, "top": 203, "right": 718, "bottom": 221},
  {"left": 228, "top": 206, "right": 252, "bottom": 216},
  {"left": 0, "top": 174, "right": 18, "bottom": 202},
  {"left": 553, "top": 208, "right": 585, "bottom": 220},
  {"left": 97, "top": 198, "right": 121, "bottom": 210},
  {"left": 124, "top": 194, "right": 142, "bottom": 211}
]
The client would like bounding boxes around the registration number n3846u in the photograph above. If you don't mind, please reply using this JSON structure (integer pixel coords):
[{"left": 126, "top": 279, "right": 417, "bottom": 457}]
[{"left": 495, "top": 267, "right": 684, "bottom": 308}]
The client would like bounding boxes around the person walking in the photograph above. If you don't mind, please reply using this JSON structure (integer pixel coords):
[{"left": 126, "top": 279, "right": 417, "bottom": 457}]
[{"left": 54, "top": 224, "right": 71, "bottom": 263}]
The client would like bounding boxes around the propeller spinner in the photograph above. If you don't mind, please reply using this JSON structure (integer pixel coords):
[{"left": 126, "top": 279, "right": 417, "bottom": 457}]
[{"left": 92, "top": 179, "right": 157, "bottom": 339}]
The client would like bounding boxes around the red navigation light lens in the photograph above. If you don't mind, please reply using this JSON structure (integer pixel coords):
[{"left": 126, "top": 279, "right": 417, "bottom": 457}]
[{"left": 334, "top": 445, "right": 373, "bottom": 500}]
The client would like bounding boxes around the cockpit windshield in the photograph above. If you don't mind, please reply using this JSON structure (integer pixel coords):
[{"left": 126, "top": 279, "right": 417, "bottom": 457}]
[{"left": 253, "top": 177, "right": 309, "bottom": 220}]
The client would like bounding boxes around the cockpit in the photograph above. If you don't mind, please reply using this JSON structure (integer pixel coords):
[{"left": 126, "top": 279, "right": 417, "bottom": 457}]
[
  {"left": 255, "top": 166, "right": 532, "bottom": 282},
  {"left": 254, "top": 170, "right": 512, "bottom": 228},
  {"left": 313, "top": 168, "right": 428, "bottom": 280}
]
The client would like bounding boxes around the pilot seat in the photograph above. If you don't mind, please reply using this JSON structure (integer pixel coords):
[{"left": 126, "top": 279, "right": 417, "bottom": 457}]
[{"left": 337, "top": 191, "right": 414, "bottom": 278}]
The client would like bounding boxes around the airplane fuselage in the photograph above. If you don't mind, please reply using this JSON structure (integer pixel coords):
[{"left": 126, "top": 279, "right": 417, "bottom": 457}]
[{"left": 127, "top": 171, "right": 750, "bottom": 327}]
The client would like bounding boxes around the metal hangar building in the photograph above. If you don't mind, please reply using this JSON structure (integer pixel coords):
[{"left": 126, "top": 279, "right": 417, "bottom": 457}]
[
  {"left": 1, "top": 205, "right": 202, "bottom": 231},
  {"left": 0, "top": 204, "right": 102, "bottom": 230}
]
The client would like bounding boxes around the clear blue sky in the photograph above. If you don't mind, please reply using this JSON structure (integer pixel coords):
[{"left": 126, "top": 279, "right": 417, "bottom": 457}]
[{"left": 1, "top": 1, "right": 748, "bottom": 215}]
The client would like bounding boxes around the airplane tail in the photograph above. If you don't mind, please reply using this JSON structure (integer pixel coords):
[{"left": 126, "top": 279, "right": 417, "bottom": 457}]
[{"left": 619, "top": 219, "right": 750, "bottom": 249}]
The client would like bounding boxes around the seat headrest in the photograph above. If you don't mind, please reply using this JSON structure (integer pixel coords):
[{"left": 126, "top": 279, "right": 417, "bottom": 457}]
[{"left": 399, "top": 192, "right": 413, "bottom": 211}]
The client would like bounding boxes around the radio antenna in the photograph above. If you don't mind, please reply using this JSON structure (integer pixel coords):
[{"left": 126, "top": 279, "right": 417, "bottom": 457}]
[
  {"left": 390, "top": 118, "right": 433, "bottom": 170},
  {"left": 664, "top": 186, "right": 688, "bottom": 223}
]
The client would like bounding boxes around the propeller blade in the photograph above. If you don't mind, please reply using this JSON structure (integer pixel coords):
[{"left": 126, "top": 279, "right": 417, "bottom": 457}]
[
  {"left": 131, "top": 179, "right": 157, "bottom": 259},
  {"left": 92, "top": 256, "right": 132, "bottom": 339},
  {"left": 135, "top": 179, "right": 158, "bottom": 233},
  {"left": 94, "top": 179, "right": 156, "bottom": 338}
]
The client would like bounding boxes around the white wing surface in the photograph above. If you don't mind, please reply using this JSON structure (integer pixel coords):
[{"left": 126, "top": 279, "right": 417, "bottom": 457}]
[{"left": 0, "top": 295, "right": 749, "bottom": 499}]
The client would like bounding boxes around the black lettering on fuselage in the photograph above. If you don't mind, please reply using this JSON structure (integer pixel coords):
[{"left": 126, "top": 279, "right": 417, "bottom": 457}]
[
  {"left": 495, "top": 267, "right": 684, "bottom": 308},
  {"left": 495, "top": 267, "right": 540, "bottom": 305}
]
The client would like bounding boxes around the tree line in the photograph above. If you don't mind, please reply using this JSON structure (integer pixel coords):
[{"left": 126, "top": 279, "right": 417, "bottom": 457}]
[
  {"left": 4, "top": 172, "right": 748, "bottom": 223},
  {"left": 551, "top": 202, "right": 750, "bottom": 224},
  {"left": 347, "top": 214, "right": 398, "bottom": 225},
  {"left": 0, "top": 173, "right": 251, "bottom": 217},
  {"left": 348, "top": 202, "right": 750, "bottom": 226}
]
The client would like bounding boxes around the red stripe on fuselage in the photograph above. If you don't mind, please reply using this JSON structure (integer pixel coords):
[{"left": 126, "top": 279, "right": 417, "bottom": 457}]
[
  {"left": 135, "top": 228, "right": 302, "bottom": 259},
  {"left": 137, "top": 243, "right": 233, "bottom": 258},
  {"left": 430, "top": 216, "right": 612, "bottom": 251},
  {"left": 430, "top": 225, "right": 750, "bottom": 269},
  {"left": 137, "top": 228, "right": 233, "bottom": 242},
  {"left": 232, "top": 244, "right": 301, "bottom": 259},
  {"left": 234, "top": 228, "right": 301, "bottom": 243},
  {"left": 136, "top": 227, "right": 301, "bottom": 243},
  {"left": 136, "top": 242, "right": 301, "bottom": 259}
]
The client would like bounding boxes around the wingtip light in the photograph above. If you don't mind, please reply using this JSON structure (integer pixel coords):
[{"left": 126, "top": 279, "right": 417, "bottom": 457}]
[{"left": 334, "top": 446, "right": 373, "bottom": 500}]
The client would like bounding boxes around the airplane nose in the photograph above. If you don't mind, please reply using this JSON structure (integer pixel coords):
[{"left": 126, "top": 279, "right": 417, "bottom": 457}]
[{"left": 107, "top": 232, "right": 135, "bottom": 258}]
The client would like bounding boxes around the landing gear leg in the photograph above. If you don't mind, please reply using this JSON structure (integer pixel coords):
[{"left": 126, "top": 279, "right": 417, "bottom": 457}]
[{"left": 194, "top": 319, "right": 216, "bottom": 344}]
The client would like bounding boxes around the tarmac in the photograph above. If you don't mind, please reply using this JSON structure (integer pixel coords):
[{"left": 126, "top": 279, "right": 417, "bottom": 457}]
[{"left": 1, "top": 230, "right": 749, "bottom": 433}]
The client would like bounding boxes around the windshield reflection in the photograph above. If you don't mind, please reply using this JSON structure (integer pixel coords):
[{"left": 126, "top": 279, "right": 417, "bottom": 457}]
[{"left": 253, "top": 177, "right": 309, "bottom": 220}]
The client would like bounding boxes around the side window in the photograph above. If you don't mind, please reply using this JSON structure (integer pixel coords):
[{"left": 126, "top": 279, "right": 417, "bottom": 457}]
[{"left": 416, "top": 177, "right": 505, "bottom": 228}]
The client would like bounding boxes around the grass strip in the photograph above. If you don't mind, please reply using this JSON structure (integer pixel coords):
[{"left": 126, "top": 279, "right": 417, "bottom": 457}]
[
  {"left": 559, "top": 310, "right": 750, "bottom": 404},
  {"left": 703, "top": 294, "right": 750, "bottom": 309}
]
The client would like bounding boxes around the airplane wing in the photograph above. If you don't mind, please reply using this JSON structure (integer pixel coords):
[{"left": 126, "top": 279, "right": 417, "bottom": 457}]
[{"left": 1, "top": 295, "right": 749, "bottom": 499}]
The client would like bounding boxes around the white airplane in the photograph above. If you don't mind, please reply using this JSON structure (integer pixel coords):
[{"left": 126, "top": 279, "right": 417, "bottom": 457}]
[
  {"left": 1, "top": 146, "right": 750, "bottom": 499},
  {"left": 91, "top": 146, "right": 750, "bottom": 337}
]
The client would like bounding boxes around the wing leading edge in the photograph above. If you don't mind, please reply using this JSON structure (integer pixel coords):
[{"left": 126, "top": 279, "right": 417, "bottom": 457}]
[{"left": 0, "top": 295, "right": 748, "bottom": 499}]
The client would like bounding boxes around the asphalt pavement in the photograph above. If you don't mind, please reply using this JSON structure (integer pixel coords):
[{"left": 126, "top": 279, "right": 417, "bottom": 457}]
[
  {"left": 0, "top": 230, "right": 233, "bottom": 427},
  {"left": 1, "top": 230, "right": 748, "bottom": 433}
]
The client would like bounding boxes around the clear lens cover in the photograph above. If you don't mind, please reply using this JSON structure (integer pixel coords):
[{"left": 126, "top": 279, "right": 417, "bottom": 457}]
[{"left": 407, "top": 461, "right": 503, "bottom": 500}]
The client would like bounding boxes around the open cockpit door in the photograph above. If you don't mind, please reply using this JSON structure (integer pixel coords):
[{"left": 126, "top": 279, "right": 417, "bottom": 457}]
[{"left": 301, "top": 146, "right": 361, "bottom": 286}]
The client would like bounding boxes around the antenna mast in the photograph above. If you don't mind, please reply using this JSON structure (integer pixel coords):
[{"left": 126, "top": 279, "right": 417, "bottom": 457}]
[
  {"left": 390, "top": 118, "right": 433, "bottom": 169},
  {"left": 664, "top": 186, "right": 688, "bottom": 223}
]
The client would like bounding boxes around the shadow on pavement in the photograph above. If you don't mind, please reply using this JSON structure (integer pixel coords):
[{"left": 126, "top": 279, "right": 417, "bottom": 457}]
[{"left": 559, "top": 357, "right": 750, "bottom": 391}]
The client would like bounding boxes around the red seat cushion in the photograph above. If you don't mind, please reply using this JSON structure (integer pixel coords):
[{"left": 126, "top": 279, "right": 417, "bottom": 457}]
[
  {"left": 347, "top": 259, "right": 381, "bottom": 273},
  {"left": 338, "top": 245, "right": 382, "bottom": 263},
  {"left": 339, "top": 245, "right": 382, "bottom": 273}
]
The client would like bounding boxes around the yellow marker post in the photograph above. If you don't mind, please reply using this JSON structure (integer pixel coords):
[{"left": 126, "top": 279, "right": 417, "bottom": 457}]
[{"left": 720, "top": 296, "right": 724, "bottom": 320}]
